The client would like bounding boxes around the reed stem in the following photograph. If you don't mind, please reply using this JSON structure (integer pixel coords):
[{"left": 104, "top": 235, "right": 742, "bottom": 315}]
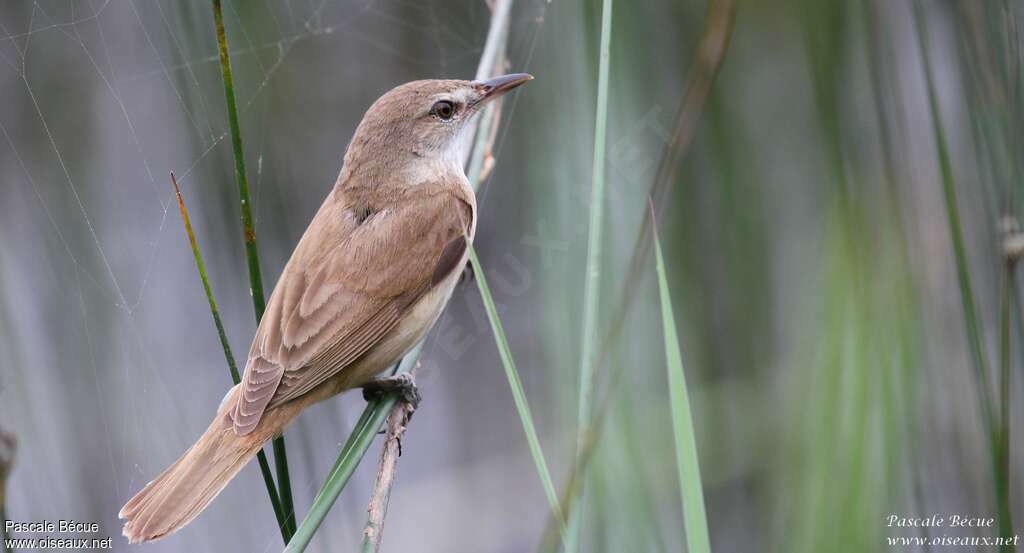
[
  {"left": 171, "top": 173, "right": 288, "bottom": 542},
  {"left": 998, "top": 257, "right": 1015, "bottom": 552},
  {"left": 360, "top": 368, "right": 418, "bottom": 553},
  {"left": 913, "top": 0, "right": 1009, "bottom": 544},
  {"left": 567, "top": 0, "right": 613, "bottom": 548},
  {"left": 1, "top": 504, "right": 9, "bottom": 553},
  {"left": 210, "top": 0, "right": 295, "bottom": 538}
]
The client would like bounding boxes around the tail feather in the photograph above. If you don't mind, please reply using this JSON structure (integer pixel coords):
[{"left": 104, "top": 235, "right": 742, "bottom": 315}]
[
  {"left": 118, "top": 385, "right": 307, "bottom": 544},
  {"left": 119, "top": 411, "right": 264, "bottom": 544}
]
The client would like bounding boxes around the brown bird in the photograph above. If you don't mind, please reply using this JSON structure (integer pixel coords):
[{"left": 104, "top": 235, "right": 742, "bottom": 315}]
[{"left": 119, "top": 73, "right": 533, "bottom": 543}]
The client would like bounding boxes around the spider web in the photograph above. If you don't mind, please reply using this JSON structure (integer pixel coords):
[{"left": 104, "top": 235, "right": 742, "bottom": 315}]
[{"left": 0, "top": 0, "right": 550, "bottom": 551}]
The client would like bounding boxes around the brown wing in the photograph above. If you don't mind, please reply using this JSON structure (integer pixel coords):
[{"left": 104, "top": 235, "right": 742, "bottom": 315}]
[{"left": 232, "top": 189, "right": 472, "bottom": 435}]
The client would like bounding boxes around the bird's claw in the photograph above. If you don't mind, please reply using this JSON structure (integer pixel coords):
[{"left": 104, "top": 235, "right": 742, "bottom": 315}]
[
  {"left": 459, "top": 262, "right": 475, "bottom": 284},
  {"left": 362, "top": 373, "right": 421, "bottom": 409}
]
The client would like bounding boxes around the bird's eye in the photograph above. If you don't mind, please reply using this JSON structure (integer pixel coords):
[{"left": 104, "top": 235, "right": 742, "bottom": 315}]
[{"left": 431, "top": 100, "right": 457, "bottom": 121}]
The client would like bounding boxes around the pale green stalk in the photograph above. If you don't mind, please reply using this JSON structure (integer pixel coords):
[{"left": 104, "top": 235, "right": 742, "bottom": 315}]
[
  {"left": 653, "top": 226, "right": 711, "bottom": 553},
  {"left": 568, "top": 0, "right": 613, "bottom": 549},
  {"left": 911, "top": 0, "right": 995, "bottom": 443},
  {"left": 912, "top": 0, "right": 1009, "bottom": 544},
  {"left": 210, "top": 0, "right": 294, "bottom": 538},
  {"left": 468, "top": 246, "right": 566, "bottom": 532},
  {"left": 1, "top": 504, "right": 9, "bottom": 553},
  {"left": 171, "top": 174, "right": 287, "bottom": 540}
]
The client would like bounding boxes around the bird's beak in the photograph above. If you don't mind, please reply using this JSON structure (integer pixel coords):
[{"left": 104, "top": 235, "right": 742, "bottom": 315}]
[{"left": 473, "top": 73, "right": 533, "bottom": 104}]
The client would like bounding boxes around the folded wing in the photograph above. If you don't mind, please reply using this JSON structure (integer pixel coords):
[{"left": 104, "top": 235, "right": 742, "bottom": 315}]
[{"left": 232, "top": 190, "right": 472, "bottom": 435}]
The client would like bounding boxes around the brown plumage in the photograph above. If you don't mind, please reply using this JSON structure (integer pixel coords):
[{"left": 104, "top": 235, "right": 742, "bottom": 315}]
[{"left": 119, "top": 74, "right": 532, "bottom": 543}]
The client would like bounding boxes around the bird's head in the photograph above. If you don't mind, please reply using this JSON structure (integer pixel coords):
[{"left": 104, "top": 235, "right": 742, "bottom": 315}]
[{"left": 340, "top": 73, "right": 533, "bottom": 185}]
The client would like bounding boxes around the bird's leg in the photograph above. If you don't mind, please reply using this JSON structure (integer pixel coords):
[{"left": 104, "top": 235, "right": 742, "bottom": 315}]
[{"left": 361, "top": 373, "right": 421, "bottom": 410}]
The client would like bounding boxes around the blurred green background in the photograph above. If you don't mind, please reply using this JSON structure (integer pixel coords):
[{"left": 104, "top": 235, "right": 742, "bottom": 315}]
[{"left": 0, "top": 0, "right": 1019, "bottom": 551}]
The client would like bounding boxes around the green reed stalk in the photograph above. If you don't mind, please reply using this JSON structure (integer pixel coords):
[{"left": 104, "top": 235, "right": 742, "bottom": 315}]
[
  {"left": 1, "top": 504, "right": 9, "bottom": 553},
  {"left": 171, "top": 173, "right": 288, "bottom": 542},
  {"left": 653, "top": 217, "right": 711, "bottom": 553},
  {"left": 912, "top": 0, "right": 1009, "bottom": 544},
  {"left": 998, "top": 260, "right": 1015, "bottom": 553},
  {"left": 567, "top": 0, "right": 613, "bottom": 549},
  {"left": 468, "top": 246, "right": 566, "bottom": 532},
  {"left": 210, "top": 0, "right": 295, "bottom": 538}
]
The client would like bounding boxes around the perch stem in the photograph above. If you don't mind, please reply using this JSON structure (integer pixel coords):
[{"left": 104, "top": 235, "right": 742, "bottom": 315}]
[{"left": 360, "top": 369, "right": 419, "bottom": 553}]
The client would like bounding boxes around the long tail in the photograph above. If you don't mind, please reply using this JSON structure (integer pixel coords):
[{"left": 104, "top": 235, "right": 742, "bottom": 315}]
[{"left": 119, "top": 387, "right": 300, "bottom": 543}]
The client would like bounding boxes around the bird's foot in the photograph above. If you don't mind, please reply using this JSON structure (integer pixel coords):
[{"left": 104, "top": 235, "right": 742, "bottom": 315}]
[
  {"left": 459, "top": 262, "right": 475, "bottom": 284},
  {"left": 362, "top": 373, "right": 421, "bottom": 409}
]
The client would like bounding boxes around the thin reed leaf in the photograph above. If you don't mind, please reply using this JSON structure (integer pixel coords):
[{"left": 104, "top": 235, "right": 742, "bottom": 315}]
[
  {"left": 911, "top": 0, "right": 995, "bottom": 439},
  {"left": 652, "top": 215, "right": 711, "bottom": 553},
  {"left": 463, "top": 0, "right": 569, "bottom": 541},
  {"left": 569, "top": 0, "right": 613, "bottom": 548},
  {"left": 913, "top": 0, "right": 1010, "bottom": 544},
  {"left": 1, "top": 504, "right": 8, "bottom": 553},
  {"left": 543, "top": 1, "right": 736, "bottom": 547},
  {"left": 172, "top": 173, "right": 241, "bottom": 384},
  {"left": 0, "top": 428, "right": 12, "bottom": 553},
  {"left": 998, "top": 260, "right": 1014, "bottom": 552},
  {"left": 210, "top": 0, "right": 294, "bottom": 536},
  {"left": 609, "top": 0, "right": 735, "bottom": 351},
  {"left": 462, "top": 0, "right": 567, "bottom": 531},
  {"left": 171, "top": 172, "right": 287, "bottom": 541},
  {"left": 211, "top": 0, "right": 267, "bottom": 321},
  {"left": 467, "top": 245, "right": 565, "bottom": 532},
  {"left": 862, "top": 0, "right": 931, "bottom": 540},
  {"left": 958, "top": 3, "right": 1019, "bottom": 546},
  {"left": 463, "top": 0, "right": 571, "bottom": 543}
]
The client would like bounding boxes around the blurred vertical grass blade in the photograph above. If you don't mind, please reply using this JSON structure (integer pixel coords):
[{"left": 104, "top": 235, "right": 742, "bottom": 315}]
[
  {"left": 608, "top": 0, "right": 735, "bottom": 347},
  {"left": 911, "top": 0, "right": 995, "bottom": 439},
  {"left": 960, "top": 5, "right": 1022, "bottom": 542},
  {"left": 912, "top": 0, "right": 1010, "bottom": 543},
  {"left": 652, "top": 218, "right": 711, "bottom": 553},
  {"left": 543, "top": 2, "right": 735, "bottom": 549},
  {"left": 1, "top": 504, "right": 8, "bottom": 553},
  {"left": 285, "top": 2, "right": 516, "bottom": 549},
  {"left": 999, "top": 261, "right": 1014, "bottom": 553},
  {"left": 569, "top": 0, "right": 613, "bottom": 548},
  {"left": 463, "top": 0, "right": 568, "bottom": 541},
  {"left": 170, "top": 173, "right": 288, "bottom": 541},
  {"left": 779, "top": 213, "right": 888, "bottom": 552},
  {"left": 210, "top": 0, "right": 295, "bottom": 537},
  {"left": 958, "top": 4, "right": 1020, "bottom": 546},
  {"left": 0, "top": 426, "right": 13, "bottom": 553},
  {"left": 799, "top": 0, "right": 850, "bottom": 201},
  {"left": 467, "top": 246, "right": 566, "bottom": 533},
  {"left": 862, "top": 0, "right": 909, "bottom": 243},
  {"left": 862, "top": 0, "right": 931, "bottom": 538}
]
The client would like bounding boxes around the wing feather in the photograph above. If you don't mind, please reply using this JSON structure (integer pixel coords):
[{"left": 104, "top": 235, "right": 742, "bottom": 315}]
[{"left": 231, "top": 188, "right": 472, "bottom": 435}]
